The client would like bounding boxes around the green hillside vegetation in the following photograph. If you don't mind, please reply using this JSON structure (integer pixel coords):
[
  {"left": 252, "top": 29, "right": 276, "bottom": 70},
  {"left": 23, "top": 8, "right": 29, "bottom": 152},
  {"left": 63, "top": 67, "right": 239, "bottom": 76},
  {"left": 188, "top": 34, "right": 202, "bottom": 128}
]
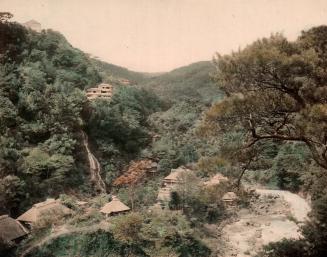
[
  {"left": 200, "top": 27, "right": 327, "bottom": 257},
  {"left": 0, "top": 17, "right": 161, "bottom": 218},
  {"left": 92, "top": 59, "right": 147, "bottom": 85},
  {"left": 86, "top": 86, "right": 162, "bottom": 186},
  {"left": 3, "top": 11, "right": 327, "bottom": 257},
  {"left": 141, "top": 61, "right": 222, "bottom": 104},
  {"left": 88, "top": 59, "right": 225, "bottom": 196},
  {"left": 0, "top": 18, "right": 100, "bottom": 216},
  {"left": 136, "top": 61, "right": 224, "bottom": 175}
]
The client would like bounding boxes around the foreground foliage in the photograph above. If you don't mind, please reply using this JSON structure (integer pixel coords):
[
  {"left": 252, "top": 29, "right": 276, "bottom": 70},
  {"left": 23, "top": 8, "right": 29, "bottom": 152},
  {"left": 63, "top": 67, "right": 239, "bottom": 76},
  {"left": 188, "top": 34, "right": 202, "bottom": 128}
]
[
  {"left": 0, "top": 18, "right": 101, "bottom": 215},
  {"left": 204, "top": 26, "right": 327, "bottom": 257}
]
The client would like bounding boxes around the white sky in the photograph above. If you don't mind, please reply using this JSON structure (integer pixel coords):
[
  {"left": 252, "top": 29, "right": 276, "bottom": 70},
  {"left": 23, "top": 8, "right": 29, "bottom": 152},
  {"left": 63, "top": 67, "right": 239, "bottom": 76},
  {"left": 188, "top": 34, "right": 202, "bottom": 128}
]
[{"left": 1, "top": 0, "right": 327, "bottom": 72}]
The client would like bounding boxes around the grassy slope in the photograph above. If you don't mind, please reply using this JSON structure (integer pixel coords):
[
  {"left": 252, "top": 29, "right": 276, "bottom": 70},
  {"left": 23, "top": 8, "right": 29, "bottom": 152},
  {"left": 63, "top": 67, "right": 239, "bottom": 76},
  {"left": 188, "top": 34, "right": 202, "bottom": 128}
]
[
  {"left": 92, "top": 59, "right": 223, "bottom": 104},
  {"left": 91, "top": 59, "right": 148, "bottom": 84},
  {"left": 140, "top": 61, "right": 222, "bottom": 104}
]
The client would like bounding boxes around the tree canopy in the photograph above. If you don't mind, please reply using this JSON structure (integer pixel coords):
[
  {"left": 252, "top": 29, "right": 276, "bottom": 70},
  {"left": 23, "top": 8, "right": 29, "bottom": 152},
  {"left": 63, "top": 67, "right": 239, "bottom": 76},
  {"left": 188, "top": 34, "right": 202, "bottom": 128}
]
[{"left": 202, "top": 27, "right": 327, "bottom": 170}]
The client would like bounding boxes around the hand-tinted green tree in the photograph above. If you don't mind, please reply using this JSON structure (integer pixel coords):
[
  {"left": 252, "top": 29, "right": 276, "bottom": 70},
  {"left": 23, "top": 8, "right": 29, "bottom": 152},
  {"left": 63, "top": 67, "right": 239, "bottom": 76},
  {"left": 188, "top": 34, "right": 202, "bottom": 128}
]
[
  {"left": 204, "top": 27, "right": 327, "bottom": 171},
  {"left": 203, "top": 26, "right": 327, "bottom": 257},
  {"left": 0, "top": 17, "right": 101, "bottom": 214}
]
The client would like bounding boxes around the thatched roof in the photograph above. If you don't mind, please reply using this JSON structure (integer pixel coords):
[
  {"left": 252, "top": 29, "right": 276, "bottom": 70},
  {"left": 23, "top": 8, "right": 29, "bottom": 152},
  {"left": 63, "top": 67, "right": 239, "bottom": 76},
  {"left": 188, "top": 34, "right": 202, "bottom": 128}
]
[
  {"left": 164, "top": 167, "right": 190, "bottom": 182},
  {"left": 222, "top": 192, "right": 238, "bottom": 202},
  {"left": 100, "top": 196, "right": 130, "bottom": 214},
  {"left": 0, "top": 215, "right": 29, "bottom": 242},
  {"left": 16, "top": 199, "right": 71, "bottom": 223},
  {"left": 204, "top": 173, "right": 229, "bottom": 187}
]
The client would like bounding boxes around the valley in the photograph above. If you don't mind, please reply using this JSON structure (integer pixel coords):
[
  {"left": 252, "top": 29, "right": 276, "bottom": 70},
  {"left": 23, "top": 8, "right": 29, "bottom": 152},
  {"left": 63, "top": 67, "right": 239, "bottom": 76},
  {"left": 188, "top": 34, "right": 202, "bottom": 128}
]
[{"left": 1, "top": 11, "right": 327, "bottom": 257}]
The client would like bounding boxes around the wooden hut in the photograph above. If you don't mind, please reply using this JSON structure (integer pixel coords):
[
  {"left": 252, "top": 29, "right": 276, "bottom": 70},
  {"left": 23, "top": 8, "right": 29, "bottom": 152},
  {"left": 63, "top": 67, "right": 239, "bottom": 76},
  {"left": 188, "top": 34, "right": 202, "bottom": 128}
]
[
  {"left": 157, "top": 187, "right": 172, "bottom": 202},
  {"left": 203, "top": 173, "right": 229, "bottom": 187},
  {"left": 222, "top": 192, "right": 238, "bottom": 205},
  {"left": 16, "top": 199, "right": 71, "bottom": 227},
  {"left": 86, "top": 83, "right": 113, "bottom": 100},
  {"left": 0, "top": 215, "right": 29, "bottom": 243},
  {"left": 100, "top": 196, "right": 130, "bottom": 217},
  {"left": 163, "top": 167, "right": 190, "bottom": 187}
]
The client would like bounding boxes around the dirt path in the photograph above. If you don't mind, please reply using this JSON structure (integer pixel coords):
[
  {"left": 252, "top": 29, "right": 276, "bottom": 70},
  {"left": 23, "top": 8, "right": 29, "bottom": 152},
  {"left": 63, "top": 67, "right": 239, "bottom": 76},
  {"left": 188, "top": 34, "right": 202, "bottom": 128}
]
[
  {"left": 19, "top": 222, "right": 110, "bottom": 257},
  {"left": 82, "top": 131, "right": 106, "bottom": 194},
  {"left": 221, "top": 189, "right": 311, "bottom": 257},
  {"left": 255, "top": 189, "right": 310, "bottom": 222}
]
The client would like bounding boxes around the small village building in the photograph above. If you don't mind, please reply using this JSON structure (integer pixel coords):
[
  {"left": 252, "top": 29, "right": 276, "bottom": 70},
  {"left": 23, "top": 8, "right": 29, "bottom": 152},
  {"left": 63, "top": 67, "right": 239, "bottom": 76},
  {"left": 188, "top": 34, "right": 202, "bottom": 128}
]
[
  {"left": 222, "top": 192, "right": 238, "bottom": 205},
  {"left": 119, "top": 79, "right": 131, "bottom": 85},
  {"left": 157, "top": 187, "right": 172, "bottom": 202},
  {"left": 147, "top": 161, "right": 158, "bottom": 175},
  {"left": 22, "top": 20, "right": 42, "bottom": 32},
  {"left": 163, "top": 167, "right": 190, "bottom": 187},
  {"left": 86, "top": 83, "right": 114, "bottom": 100},
  {"left": 156, "top": 166, "right": 191, "bottom": 205},
  {"left": 0, "top": 215, "right": 29, "bottom": 243},
  {"left": 203, "top": 173, "right": 229, "bottom": 187},
  {"left": 16, "top": 199, "right": 72, "bottom": 227},
  {"left": 100, "top": 196, "right": 130, "bottom": 217}
]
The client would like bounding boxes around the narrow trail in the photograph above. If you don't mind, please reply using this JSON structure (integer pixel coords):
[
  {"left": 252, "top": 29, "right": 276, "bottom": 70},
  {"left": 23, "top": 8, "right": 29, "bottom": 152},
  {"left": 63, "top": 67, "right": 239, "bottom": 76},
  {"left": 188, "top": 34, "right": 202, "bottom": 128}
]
[
  {"left": 255, "top": 189, "right": 310, "bottom": 222},
  {"left": 19, "top": 223, "right": 110, "bottom": 257},
  {"left": 82, "top": 131, "right": 106, "bottom": 194}
]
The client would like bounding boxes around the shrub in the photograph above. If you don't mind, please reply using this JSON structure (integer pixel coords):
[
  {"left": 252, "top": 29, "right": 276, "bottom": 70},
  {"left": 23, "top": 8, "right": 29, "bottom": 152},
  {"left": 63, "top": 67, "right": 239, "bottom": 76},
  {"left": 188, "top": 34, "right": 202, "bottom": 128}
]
[{"left": 257, "top": 239, "right": 308, "bottom": 257}]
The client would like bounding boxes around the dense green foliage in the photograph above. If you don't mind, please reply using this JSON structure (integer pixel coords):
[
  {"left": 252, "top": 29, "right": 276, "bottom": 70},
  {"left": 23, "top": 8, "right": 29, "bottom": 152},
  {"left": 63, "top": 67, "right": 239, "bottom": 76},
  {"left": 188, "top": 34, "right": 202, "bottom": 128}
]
[
  {"left": 141, "top": 61, "right": 221, "bottom": 104},
  {"left": 168, "top": 172, "right": 227, "bottom": 224},
  {"left": 139, "top": 62, "right": 224, "bottom": 173},
  {"left": 206, "top": 28, "right": 327, "bottom": 170},
  {"left": 86, "top": 86, "right": 162, "bottom": 185},
  {"left": 0, "top": 20, "right": 101, "bottom": 215},
  {"left": 26, "top": 230, "right": 147, "bottom": 257},
  {"left": 203, "top": 26, "right": 327, "bottom": 257},
  {"left": 4, "top": 10, "right": 327, "bottom": 257},
  {"left": 26, "top": 211, "right": 211, "bottom": 257}
]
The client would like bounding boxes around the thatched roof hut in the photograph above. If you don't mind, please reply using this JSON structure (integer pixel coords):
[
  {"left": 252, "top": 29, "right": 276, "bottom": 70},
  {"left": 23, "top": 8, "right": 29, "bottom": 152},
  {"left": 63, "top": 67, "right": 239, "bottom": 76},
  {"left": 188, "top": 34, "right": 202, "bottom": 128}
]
[
  {"left": 100, "top": 196, "right": 130, "bottom": 216},
  {"left": 0, "top": 215, "right": 29, "bottom": 242},
  {"left": 16, "top": 199, "right": 71, "bottom": 225},
  {"left": 222, "top": 192, "right": 238, "bottom": 202},
  {"left": 204, "top": 173, "right": 229, "bottom": 187},
  {"left": 163, "top": 166, "right": 190, "bottom": 185}
]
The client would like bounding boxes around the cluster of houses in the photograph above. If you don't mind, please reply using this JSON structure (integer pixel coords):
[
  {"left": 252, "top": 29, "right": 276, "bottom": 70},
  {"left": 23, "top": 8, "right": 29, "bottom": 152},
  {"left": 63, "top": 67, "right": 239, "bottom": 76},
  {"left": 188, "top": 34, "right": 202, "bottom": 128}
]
[
  {"left": 156, "top": 166, "right": 238, "bottom": 206},
  {"left": 85, "top": 80, "right": 134, "bottom": 101},
  {"left": 0, "top": 196, "right": 130, "bottom": 246},
  {"left": 1, "top": 167, "right": 238, "bottom": 246},
  {"left": 86, "top": 83, "right": 114, "bottom": 100}
]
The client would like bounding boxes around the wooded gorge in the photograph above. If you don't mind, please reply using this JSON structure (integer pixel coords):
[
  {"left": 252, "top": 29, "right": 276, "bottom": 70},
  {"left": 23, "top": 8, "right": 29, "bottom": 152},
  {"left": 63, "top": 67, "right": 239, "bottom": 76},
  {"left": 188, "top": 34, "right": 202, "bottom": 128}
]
[{"left": 1, "top": 12, "right": 327, "bottom": 257}]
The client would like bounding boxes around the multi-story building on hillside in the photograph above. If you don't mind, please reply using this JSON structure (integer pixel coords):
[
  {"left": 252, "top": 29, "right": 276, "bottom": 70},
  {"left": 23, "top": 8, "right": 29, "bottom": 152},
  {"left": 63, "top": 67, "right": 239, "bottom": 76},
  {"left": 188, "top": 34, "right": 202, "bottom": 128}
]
[{"left": 86, "top": 83, "right": 114, "bottom": 100}]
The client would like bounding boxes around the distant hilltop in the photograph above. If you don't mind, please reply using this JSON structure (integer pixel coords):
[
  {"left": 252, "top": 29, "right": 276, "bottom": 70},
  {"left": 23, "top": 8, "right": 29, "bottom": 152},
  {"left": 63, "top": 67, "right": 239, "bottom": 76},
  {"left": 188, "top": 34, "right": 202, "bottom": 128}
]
[{"left": 23, "top": 19, "right": 42, "bottom": 32}]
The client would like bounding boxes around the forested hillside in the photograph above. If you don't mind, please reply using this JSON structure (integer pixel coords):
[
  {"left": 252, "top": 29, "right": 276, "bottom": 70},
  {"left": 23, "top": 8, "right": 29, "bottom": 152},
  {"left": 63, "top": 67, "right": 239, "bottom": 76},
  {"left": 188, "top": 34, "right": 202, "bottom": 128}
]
[
  {"left": 0, "top": 17, "right": 161, "bottom": 218},
  {"left": 201, "top": 28, "right": 327, "bottom": 257},
  {"left": 0, "top": 17, "right": 102, "bottom": 215},
  {"left": 141, "top": 61, "right": 221, "bottom": 104},
  {"left": 91, "top": 59, "right": 148, "bottom": 85},
  {"left": 0, "top": 16, "right": 223, "bottom": 257},
  {"left": 2, "top": 11, "right": 327, "bottom": 257}
]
